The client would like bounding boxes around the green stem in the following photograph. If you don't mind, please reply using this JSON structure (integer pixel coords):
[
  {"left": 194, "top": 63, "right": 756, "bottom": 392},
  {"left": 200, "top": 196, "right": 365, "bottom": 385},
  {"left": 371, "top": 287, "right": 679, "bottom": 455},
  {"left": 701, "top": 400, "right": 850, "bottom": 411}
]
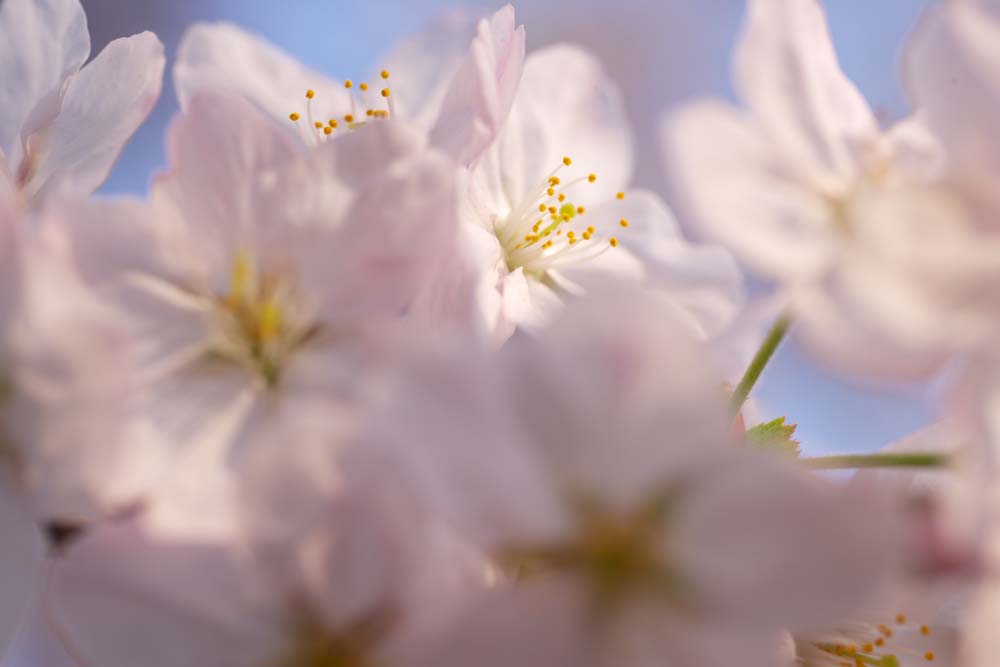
[
  {"left": 728, "top": 313, "right": 791, "bottom": 421},
  {"left": 801, "top": 453, "right": 951, "bottom": 470}
]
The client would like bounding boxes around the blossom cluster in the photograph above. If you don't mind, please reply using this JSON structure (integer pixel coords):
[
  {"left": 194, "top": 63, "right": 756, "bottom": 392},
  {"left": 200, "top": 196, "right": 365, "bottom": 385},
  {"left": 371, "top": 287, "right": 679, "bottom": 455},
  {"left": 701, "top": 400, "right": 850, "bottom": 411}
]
[{"left": 1, "top": 0, "right": 998, "bottom": 665}]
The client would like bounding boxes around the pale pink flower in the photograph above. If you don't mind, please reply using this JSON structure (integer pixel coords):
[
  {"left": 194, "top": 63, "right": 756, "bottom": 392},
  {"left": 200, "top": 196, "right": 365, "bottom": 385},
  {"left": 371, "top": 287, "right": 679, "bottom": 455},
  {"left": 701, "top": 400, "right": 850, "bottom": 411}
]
[
  {"left": 663, "top": 0, "right": 1000, "bottom": 378},
  {"left": 175, "top": 5, "right": 523, "bottom": 167},
  {"left": 0, "top": 0, "right": 164, "bottom": 203},
  {"left": 416, "top": 43, "right": 742, "bottom": 342},
  {"left": 366, "top": 290, "right": 904, "bottom": 667},
  {"left": 41, "top": 90, "right": 456, "bottom": 456}
]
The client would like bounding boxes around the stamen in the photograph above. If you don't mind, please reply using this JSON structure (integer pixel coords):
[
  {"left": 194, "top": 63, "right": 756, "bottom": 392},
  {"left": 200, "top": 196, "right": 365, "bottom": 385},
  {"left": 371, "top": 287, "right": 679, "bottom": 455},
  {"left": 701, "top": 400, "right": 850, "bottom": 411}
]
[
  {"left": 616, "top": 192, "right": 625, "bottom": 200},
  {"left": 381, "top": 69, "right": 390, "bottom": 80}
]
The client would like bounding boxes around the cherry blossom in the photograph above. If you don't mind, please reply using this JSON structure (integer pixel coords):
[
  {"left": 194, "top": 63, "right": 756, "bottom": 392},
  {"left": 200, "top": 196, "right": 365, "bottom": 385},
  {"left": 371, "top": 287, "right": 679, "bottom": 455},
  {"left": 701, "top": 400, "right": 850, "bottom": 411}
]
[
  {"left": 663, "top": 0, "right": 1000, "bottom": 378},
  {"left": 364, "top": 290, "right": 904, "bottom": 667}
]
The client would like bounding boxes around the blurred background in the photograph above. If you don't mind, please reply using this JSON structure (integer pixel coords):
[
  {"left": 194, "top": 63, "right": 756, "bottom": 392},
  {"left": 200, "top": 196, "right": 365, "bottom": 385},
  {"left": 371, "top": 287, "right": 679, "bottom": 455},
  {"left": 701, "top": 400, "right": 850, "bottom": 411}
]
[{"left": 80, "top": 0, "right": 938, "bottom": 456}]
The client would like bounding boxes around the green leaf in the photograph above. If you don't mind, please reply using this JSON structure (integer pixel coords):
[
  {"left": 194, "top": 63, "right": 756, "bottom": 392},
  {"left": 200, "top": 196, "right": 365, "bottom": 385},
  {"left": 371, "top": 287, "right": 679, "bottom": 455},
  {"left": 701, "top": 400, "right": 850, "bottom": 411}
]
[{"left": 745, "top": 417, "right": 800, "bottom": 458}]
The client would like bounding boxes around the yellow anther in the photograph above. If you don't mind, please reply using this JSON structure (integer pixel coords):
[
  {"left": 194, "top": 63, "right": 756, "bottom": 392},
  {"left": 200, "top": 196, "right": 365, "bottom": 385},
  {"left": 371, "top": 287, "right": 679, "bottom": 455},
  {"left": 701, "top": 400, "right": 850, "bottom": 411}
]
[
  {"left": 588, "top": 173, "right": 597, "bottom": 182},
  {"left": 863, "top": 644, "right": 874, "bottom": 653},
  {"left": 920, "top": 625, "right": 930, "bottom": 636},
  {"left": 620, "top": 219, "right": 630, "bottom": 228},
  {"left": 381, "top": 69, "right": 390, "bottom": 79},
  {"left": 582, "top": 231, "right": 592, "bottom": 240},
  {"left": 328, "top": 119, "right": 338, "bottom": 128},
  {"left": 323, "top": 126, "right": 333, "bottom": 135},
  {"left": 562, "top": 156, "right": 572, "bottom": 166},
  {"left": 289, "top": 113, "right": 301, "bottom": 121},
  {"left": 366, "top": 109, "right": 375, "bottom": 116},
  {"left": 381, "top": 87, "right": 391, "bottom": 97},
  {"left": 547, "top": 188, "right": 555, "bottom": 196},
  {"left": 577, "top": 206, "right": 585, "bottom": 215},
  {"left": 548, "top": 206, "right": 557, "bottom": 214},
  {"left": 344, "top": 80, "right": 353, "bottom": 88},
  {"left": 609, "top": 237, "right": 619, "bottom": 247},
  {"left": 259, "top": 300, "right": 282, "bottom": 341},
  {"left": 344, "top": 114, "right": 354, "bottom": 123},
  {"left": 360, "top": 82, "right": 369, "bottom": 91},
  {"left": 306, "top": 89, "right": 315, "bottom": 99},
  {"left": 895, "top": 614, "right": 906, "bottom": 624},
  {"left": 542, "top": 240, "right": 553, "bottom": 249},
  {"left": 558, "top": 193, "right": 566, "bottom": 202},
  {"left": 549, "top": 176, "right": 561, "bottom": 185},
  {"left": 875, "top": 638, "right": 884, "bottom": 647},
  {"left": 569, "top": 237, "right": 578, "bottom": 245},
  {"left": 616, "top": 191, "right": 625, "bottom": 199},
  {"left": 925, "top": 652, "right": 934, "bottom": 662},
  {"left": 538, "top": 204, "right": 547, "bottom": 213},
  {"left": 314, "top": 121, "right": 323, "bottom": 129}
]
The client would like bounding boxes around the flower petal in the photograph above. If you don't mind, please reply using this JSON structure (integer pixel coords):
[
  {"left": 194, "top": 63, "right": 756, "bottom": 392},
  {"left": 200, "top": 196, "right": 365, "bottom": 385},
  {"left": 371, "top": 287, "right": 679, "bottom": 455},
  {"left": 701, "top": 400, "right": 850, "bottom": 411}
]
[
  {"left": 429, "top": 4, "right": 525, "bottom": 166},
  {"left": 734, "top": 0, "right": 878, "bottom": 179},
  {"left": 25, "top": 32, "right": 165, "bottom": 199},
  {"left": 0, "top": 0, "right": 89, "bottom": 167},
  {"left": 174, "top": 22, "right": 349, "bottom": 130},
  {"left": 662, "top": 100, "right": 835, "bottom": 280},
  {"left": 495, "top": 43, "right": 633, "bottom": 207}
]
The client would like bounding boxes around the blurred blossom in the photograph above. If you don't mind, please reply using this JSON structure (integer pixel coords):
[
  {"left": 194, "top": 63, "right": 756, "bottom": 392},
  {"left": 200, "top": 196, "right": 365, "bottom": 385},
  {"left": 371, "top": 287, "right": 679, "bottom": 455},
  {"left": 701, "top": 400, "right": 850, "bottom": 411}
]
[
  {"left": 37, "top": 91, "right": 457, "bottom": 459},
  {"left": 663, "top": 0, "right": 1000, "bottom": 380},
  {"left": 364, "top": 290, "right": 905, "bottom": 667}
]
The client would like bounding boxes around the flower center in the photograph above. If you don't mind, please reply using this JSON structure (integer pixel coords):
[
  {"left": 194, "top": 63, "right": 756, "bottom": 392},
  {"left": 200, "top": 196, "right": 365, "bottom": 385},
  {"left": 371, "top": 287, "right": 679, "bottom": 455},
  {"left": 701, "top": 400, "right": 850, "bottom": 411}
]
[
  {"left": 288, "top": 70, "right": 395, "bottom": 146},
  {"left": 209, "top": 251, "right": 317, "bottom": 388},
  {"left": 493, "top": 156, "right": 627, "bottom": 283},
  {"left": 798, "top": 614, "right": 937, "bottom": 667},
  {"left": 497, "top": 491, "right": 678, "bottom": 609}
]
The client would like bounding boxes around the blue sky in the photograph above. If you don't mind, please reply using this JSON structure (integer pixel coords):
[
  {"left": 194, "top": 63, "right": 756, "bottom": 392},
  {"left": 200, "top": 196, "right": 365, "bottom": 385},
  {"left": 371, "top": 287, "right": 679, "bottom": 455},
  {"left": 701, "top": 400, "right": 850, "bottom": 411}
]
[{"left": 83, "top": 0, "right": 939, "bottom": 456}]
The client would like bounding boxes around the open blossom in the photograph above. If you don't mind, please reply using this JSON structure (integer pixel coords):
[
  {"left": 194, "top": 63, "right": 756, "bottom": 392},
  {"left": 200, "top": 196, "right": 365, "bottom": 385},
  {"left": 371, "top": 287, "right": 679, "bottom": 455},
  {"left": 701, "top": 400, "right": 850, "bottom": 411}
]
[
  {"left": 0, "top": 0, "right": 164, "bottom": 204},
  {"left": 663, "top": 0, "right": 1000, "bottom": 378},
  {"left": 175, "top": 5, "right": 523, "bottom": 168},
  {"left": 364, "top": 290, "right": 903, "bottom": 667},
  {"left": 41, "top": 90, "right": 457, "bottom": 455},
  {"left": 415, "top": 41, "right": 741, "bottom": 341}
]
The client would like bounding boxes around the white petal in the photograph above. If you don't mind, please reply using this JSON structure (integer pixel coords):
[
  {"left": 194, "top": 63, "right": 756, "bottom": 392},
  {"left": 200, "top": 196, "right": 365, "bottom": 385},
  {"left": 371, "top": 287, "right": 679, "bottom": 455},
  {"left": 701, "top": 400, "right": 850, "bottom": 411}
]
[
  {"left": 557, "top": 190, "right": 744, "bottom": 339},
  {"left": 671, "top": 454, "right": 902, "bottom": 630},
  {"left": 506, "top": 289, "right": 731, "bottom": 511},
  {"left": 174, "top": 22, "right": 349, "bottom": 130},
  {"left": 734, "top": 0, "right": 878, "bottom": 179},
  {"left": 156, "top": 91, "right": 299, "bottom": 257},
  {"left": 905, "top": 2, "right": 1000, "bottom": 189},
  {"left": 376, "top": 9, "right": 478, "bottom": 129},
  {"left": 25, "top": 32, "right": 165, "bottom": 199},
  {"left": 662, "top": 100, "right": 837, "bottom": 279},
  {"left": 303, "top": 123, "right": 459, "bottom": 321},
  {"left": 0, "top": 0, "right": 89, "bottom": 166},
  {"left": 496, "top": 44, "right": 632, "bottom": 207},
  {"left": 429, "top": 5, "right": 525, "bottom": 166}
]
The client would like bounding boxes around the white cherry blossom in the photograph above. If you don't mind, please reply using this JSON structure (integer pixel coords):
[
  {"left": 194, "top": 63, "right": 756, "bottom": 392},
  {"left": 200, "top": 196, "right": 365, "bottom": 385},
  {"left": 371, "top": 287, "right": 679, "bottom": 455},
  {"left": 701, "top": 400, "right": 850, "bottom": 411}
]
[{"left": 663, "top": 0, "right": 1000, "bottom": 378}]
